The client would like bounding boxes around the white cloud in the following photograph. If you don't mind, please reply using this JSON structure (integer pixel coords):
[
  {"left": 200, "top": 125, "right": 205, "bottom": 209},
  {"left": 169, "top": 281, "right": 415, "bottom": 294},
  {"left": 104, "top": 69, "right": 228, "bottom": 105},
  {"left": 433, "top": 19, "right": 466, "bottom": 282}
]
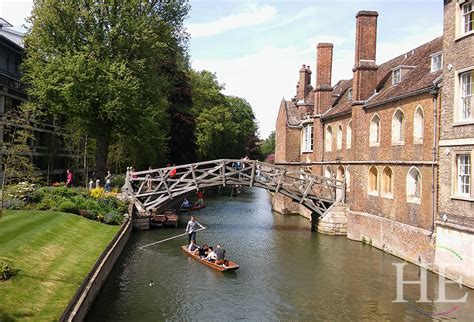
[
  {"left": 187, "top": 5, "right": 277, "bottom": 38},
  {"left": 0, "top": 0, "right": 33, "bottom": 28}
]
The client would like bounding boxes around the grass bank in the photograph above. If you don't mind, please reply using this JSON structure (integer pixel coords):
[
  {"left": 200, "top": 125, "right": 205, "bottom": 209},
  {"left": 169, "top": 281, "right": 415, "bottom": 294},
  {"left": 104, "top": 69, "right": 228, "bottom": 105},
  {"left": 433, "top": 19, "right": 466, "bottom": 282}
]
[{"left": 0, "top": 210, "right": 120, "bottom": 321}]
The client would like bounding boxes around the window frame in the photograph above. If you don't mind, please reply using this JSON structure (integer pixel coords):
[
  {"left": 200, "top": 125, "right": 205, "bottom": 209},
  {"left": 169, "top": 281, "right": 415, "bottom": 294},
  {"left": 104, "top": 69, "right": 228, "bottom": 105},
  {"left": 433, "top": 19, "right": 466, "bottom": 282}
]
[
  {"left": 458, "top": 69, "right": 473, "bottom": 122},
  {"left": 406, "top": 166, "right": 422, "bottom": 204},
  {"left": 391, "top": 108, "right": 405, "bottom": 145},
  {"left": 369, "top": 114, "right": 381, "bottom": 147},
  {"left": 301, "top": 123, "right": 314, "bottom": 153},
  {"left": 347, "top": 120, "right": 352, "bottom": 149},
  {"left": 325, "top": 125, "right": 333, "bottom": 152},
  {"left": 368, "top": 166, "right": 379, "bottom": 196},
  {"left": 381, "top": 166, "right": 394, "bottom": 199},
  {"left": 413, "top": 105, "right": 424, "bottom": 144},
  {"left": 336, "top": 124, "right": 343, "bottom": 150},
  {"left": 462, "top": 1, "right": 473, "bottom": 35},
  {"left": 430, "top": 52, "right": 443, "bottom": 73},
  {"left": 452, "top": 151, "right": 473, "bottom": 200},
  {"left": 392, "top": 68, "right": 401, "bottom": 85}
]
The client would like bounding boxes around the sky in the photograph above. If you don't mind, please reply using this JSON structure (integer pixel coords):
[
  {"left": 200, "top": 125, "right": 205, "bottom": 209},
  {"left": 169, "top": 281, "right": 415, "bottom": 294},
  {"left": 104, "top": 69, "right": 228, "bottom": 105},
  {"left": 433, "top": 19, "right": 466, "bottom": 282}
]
[{"left": 0, "top": 0, "right": 443, "bottom": 138}]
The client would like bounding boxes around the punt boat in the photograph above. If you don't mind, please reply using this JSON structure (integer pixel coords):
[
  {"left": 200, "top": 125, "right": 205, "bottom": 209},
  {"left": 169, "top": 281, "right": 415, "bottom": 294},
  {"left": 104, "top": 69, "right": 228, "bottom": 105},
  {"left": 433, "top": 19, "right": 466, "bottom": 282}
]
[{"left": 181, "top": 245, "right": 239, "bottom": 272}]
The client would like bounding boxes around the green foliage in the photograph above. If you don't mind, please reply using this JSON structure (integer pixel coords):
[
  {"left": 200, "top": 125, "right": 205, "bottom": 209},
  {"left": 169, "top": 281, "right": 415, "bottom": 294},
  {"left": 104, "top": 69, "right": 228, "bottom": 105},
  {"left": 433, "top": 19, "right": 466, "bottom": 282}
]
[
  {"left": 58, "top": 200, "right": 80, "bottom": 215},
  {"left": 261, "top": 131, "right": 275, "bottom": 158},
  {"left": 23, "top": 0, "right": 190, "bottom": 176},
  {"left": 0, "top": 262, "right": 15, "bottom": 281}
]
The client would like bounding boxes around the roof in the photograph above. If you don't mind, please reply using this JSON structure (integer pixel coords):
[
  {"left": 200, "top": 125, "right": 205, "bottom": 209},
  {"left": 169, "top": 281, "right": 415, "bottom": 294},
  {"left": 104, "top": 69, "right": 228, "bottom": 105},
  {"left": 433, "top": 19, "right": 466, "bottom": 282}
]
[{"left": 322, "top": 36, "right": 443, "bottom": 119}]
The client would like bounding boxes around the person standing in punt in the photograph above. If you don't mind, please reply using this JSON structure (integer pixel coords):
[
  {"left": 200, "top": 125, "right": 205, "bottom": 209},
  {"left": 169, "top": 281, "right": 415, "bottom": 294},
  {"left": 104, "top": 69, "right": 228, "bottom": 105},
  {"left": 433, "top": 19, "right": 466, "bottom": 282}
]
[{"left": 185, "top": 215, "right": 205, "bottom": 244}]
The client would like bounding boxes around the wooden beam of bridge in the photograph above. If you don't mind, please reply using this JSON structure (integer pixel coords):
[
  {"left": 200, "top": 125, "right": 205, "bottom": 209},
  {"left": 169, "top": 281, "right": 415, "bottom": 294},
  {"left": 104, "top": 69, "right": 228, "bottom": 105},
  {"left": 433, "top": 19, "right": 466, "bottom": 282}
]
[{"left": 123, "top": 159, "right": 345, "bottom": 218}]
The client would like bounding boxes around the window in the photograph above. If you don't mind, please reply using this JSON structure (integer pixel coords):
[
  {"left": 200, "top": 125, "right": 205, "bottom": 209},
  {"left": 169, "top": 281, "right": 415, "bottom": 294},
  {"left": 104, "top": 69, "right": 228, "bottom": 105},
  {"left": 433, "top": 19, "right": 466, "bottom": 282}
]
[
  {"left": 324, "top": 166, "right": 332, "bottom": 179},
  {"left": 346, "top": 166, "right": 351, "bottom": 192},
  {"left": 368, "top": 166, "right": 378, "bottom": 195},
  {"left": 392, "top": 68, "right": 401, "bottom": 85},
  {"left": 347, "top": 88, "right": 352, "bottom": 101},
  {"left": 336, "top": 125, "right": 343, "bottom": 150},
  {"left": 382, "top": 167, "right": 393, "bottom": 197},
  {"left": 301, "top": 124, "right": 314, "bottom": 152},
  {"left": 392, "top": 109, "right": 405, "bottom": 144},
  {"left": 456, "top": 154, "right": 471, "bottom": 196},
  {"left": 413, "top": 106, "right": 424, "bottom": 143},
  {"left": 460, "top": 70, "right": 473, "bottom": 121},
  {"left": 370, "top": 115, "right": 380, "bottom": 146},
  {"left": 325, "top": 125, "right": 333, "bottom": 152},
  {"left": 347, "top": 121, "right": 352, "bottom": 149},
  {"left": 462, "top": 1, "right": 473, "bottom": 34},
  {"left": 407, "top": 167, "right": 422, "bottom": 203},
  {"left": 431, "top": 53, "right": 442, "bottom": 73}
]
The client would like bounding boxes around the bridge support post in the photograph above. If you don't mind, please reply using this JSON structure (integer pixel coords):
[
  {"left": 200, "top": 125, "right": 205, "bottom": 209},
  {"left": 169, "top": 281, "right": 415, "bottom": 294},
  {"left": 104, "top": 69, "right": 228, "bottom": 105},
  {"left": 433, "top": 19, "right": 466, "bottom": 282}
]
[{"left": 310, "top": 212, "right": 319, "bottom": 232}]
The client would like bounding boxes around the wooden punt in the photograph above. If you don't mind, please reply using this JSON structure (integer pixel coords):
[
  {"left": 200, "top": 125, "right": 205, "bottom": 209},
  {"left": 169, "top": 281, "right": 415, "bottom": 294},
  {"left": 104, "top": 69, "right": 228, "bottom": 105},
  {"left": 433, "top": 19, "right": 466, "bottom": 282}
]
[
  {"left": 181, "top": 246, "right": 239, "bottom": 272},
  {"left": 179, "top": 205, "right": 206, "bottom": 213}
]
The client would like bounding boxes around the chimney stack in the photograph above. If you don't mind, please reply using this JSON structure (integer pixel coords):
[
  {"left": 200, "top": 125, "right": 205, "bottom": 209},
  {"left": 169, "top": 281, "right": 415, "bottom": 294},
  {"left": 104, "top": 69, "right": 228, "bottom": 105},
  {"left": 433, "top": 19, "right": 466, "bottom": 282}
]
[
  {"left": 296, "top": 64, "right": 312, "bottom": 102},
  {"left": 314, "top": 43, "right": 333, "bottom": 114},
  {"left": 352, "top": 10, "right": 378, "bottom": 103}
]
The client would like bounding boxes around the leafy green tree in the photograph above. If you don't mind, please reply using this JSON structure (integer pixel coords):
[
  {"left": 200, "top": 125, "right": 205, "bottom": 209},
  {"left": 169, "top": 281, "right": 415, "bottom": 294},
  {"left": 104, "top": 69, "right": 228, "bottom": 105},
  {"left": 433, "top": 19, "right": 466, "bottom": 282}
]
[
  {"left": 261, "top": 131, "right": 275, "bottom": 157},
  {"left": 22, "top": 0, "right": 190, "bottom": 178}
]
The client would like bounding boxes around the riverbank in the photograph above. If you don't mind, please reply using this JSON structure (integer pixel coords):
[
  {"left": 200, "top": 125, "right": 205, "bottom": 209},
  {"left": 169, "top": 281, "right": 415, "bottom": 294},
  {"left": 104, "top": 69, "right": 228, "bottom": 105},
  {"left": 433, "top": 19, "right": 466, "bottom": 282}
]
[{"left": 0, "top": 210, "right": 119, "bottom": 321}]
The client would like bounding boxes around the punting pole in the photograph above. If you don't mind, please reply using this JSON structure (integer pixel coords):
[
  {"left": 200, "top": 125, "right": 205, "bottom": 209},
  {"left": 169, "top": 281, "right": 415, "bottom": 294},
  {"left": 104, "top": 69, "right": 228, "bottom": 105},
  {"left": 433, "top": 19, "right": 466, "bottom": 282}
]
[{"left": 139, "top": 227, "right": 206, "bottom": 250}]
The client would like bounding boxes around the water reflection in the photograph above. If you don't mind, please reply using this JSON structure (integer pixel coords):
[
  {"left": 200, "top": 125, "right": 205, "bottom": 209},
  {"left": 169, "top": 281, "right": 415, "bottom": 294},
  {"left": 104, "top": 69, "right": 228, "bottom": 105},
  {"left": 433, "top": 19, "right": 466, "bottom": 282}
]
[{"left": 87, "top": 188, "right": 474, "bottom": 321}]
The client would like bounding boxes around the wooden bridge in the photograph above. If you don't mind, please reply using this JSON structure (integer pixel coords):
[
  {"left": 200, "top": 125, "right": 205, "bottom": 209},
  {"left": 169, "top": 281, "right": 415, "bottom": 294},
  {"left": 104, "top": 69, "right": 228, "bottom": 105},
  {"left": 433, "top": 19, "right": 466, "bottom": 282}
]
[{"left": 123, "top": 159, "right": 345, "bottom": 219}]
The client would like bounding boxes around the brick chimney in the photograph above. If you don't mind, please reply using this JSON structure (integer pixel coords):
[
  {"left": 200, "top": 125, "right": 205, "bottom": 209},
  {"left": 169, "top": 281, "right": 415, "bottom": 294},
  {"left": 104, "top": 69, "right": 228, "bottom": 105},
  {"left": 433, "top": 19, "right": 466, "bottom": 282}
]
[
  {"left": 352, "top": 10, "right": 378, "bottom": 103},
  {"left": 296, "top": 64, "right": 311, "bottom": 102},
  {"left": 314, "top": 43, "right": 333, "bottom": 114}
]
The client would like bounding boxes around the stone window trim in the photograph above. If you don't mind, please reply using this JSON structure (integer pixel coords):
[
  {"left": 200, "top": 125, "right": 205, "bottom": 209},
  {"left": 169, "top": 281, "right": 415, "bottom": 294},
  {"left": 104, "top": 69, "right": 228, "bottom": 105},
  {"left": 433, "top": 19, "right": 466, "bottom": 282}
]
[
  {"left": 456, "top": 1, "right": 474, "bottom": 41},
  {"left": 345, "top": 165, "right": 351, "bottom": 192},
  {"left": 430, "top": 52, "right": 443, "bottom": 73},
  {"left": 325, "top": 125, "right": 333, "bottom": 152},
  {"left": 406, "top": 166, "right": 422, "bottom": 204},
  {"left": 391, "top": 108, "right": 405, "bottom": 145},
  {"left": 454, "top": 67, "right": 474, "bottom": 124},
  {"left": 369, "top": 114, "right": 381, "bottom": 147},
  {"left": 381, "top": 166, "right": 394, "bottom": 199},
  {"left": 413, "top": 105, "right": 424, "bottom": 144},
  {"left": 301, "top": 123, "right": 314, "bottom": 153},
  {"left": 336, "top": 124, "right": 343, "bottom": 150},
  {"left": 347, "top": 88, "right": 353, "bottom": 101},
  {"left": 451, "top": 150, "right": 473, "bottom": 200},
  {"left": 368, "top": 166, "right": 379, "bottom": 196},
  {"left": 324, "top": 165, "right": 333, "bottom": 179},
  {"left": 347, "top": 120, "right": 352, "bottom": 149}
]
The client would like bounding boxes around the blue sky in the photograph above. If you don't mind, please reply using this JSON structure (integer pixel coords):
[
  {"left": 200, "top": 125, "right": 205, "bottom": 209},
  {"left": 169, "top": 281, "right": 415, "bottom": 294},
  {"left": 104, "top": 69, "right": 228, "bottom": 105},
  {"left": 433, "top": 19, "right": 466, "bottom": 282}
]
[{"left": 1, "top": 0, "right": 443, "bottom": 138}]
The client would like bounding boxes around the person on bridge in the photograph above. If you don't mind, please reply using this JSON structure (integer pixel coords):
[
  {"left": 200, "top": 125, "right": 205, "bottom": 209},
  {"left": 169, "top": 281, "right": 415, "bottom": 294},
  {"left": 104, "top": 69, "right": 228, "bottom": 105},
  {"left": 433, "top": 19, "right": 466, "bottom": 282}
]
[{"left": 185, "top": 215, "right": 205, "bottom": 244}]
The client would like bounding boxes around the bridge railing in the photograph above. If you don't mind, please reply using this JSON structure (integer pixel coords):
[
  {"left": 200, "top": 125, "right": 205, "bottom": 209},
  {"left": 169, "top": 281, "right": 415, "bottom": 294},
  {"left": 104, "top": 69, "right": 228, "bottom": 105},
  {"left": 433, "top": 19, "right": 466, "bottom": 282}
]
[{"left": 123, "top": 159, "right": 345, "bottom": 218}]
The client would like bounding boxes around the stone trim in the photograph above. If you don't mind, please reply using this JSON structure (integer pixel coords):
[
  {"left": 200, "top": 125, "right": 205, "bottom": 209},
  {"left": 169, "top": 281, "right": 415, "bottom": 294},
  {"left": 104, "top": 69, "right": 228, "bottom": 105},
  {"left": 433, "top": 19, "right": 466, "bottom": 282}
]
[
  {"left": 439, "top": 138, "right": 474, "bottom": 146},
  {"left": 276, "top": 160, "right": 437, "bottom": 166}
]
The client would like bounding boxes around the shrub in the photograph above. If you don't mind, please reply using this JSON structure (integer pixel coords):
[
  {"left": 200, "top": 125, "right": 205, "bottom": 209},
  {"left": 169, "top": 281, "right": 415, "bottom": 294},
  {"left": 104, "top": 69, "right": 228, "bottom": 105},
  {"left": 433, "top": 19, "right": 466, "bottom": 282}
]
[
  {"left": 4, "top": 182, "right": 36, "bottom": 202},
  {"left": 111, "top": 175, "right": 125, "bottom": 189},
  {"left": 3, "top": 199, "right": 26, "bottom": 210},
  {"left": 0, "top": 262, "right": 15, "bottom": 281},
  {"left": 58, "top": 201, "right": 80, "bottom": 215},
  {"left": 90, "top": 187, "right": 105, "bottom": 199},
  {"left": 104, "top": 212, "right": 124, "bottom": 225}
]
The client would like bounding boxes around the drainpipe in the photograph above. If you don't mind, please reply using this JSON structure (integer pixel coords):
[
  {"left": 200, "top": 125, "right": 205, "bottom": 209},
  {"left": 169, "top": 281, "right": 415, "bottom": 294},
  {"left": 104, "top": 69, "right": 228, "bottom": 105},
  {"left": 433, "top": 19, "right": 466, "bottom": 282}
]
[{"left": 430, "top": 84, "right": 439, "bottom": 234}]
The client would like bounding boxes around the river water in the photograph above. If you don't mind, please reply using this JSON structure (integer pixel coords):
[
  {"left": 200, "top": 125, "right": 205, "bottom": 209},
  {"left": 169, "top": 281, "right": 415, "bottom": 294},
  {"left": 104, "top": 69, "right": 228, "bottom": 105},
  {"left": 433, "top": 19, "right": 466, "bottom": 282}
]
[{"left": 87, "top": 188, "right": 474, "bottom": 321}]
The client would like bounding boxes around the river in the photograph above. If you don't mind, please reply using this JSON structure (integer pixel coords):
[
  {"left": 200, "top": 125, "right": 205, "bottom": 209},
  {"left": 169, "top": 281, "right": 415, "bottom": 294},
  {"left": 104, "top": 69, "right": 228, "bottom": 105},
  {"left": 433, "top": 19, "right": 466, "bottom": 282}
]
[{"left": 87, "top": 188, "right": 474, "bottom": 321}]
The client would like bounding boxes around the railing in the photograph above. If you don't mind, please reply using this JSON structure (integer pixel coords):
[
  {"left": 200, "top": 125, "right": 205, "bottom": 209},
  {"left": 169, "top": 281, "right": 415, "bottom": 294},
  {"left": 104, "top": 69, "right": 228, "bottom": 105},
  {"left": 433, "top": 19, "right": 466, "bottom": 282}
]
[{"left": 123, "top": 159, "right": 345, "bottom": 218}]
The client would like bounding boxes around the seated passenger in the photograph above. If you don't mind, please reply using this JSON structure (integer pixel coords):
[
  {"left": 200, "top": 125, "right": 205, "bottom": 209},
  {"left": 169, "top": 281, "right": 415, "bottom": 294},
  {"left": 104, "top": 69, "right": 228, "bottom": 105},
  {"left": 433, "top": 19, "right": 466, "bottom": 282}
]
[
  {"left": 188, "top": 239, "right": 199, "bottom": 252},
  {"left": 181, "top": 198, "right": 191, "bottom": 209},
  {"left": 215, "top": 243, "right": 228, "bottom": 266},
  {"left": 194, "top": 243, "right": 208, "bottom": 258},
  {"left": 205, "top": 246, "right": 216, "bottom": 262}
]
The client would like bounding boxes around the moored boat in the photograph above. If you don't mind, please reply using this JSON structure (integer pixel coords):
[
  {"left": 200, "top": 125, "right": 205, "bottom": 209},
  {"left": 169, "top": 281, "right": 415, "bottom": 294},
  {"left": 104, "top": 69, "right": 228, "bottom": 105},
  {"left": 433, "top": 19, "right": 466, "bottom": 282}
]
[
  {"left": 179, "top": 204, "right": 206, "bottom": 213},
  {"left": 181, "top": 245, "right": 239, "bottom": 272}
]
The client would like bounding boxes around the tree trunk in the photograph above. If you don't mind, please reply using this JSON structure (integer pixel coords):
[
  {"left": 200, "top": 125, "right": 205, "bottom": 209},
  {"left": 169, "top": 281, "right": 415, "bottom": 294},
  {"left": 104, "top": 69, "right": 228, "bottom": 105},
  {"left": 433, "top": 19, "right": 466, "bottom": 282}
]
[{"left": 95, "top": 133, "right": 110, "bottom": 183}]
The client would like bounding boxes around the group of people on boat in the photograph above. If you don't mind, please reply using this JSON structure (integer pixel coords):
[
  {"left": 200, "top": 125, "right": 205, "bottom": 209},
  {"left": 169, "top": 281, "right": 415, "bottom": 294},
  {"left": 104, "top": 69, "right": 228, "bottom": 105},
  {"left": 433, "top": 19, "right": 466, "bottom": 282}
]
[
  {"left": 180, "top": 190, "right": 205, "bottom": 210},
  {"left": 185, "top": 215, "right": 227, "bottom": 266}
]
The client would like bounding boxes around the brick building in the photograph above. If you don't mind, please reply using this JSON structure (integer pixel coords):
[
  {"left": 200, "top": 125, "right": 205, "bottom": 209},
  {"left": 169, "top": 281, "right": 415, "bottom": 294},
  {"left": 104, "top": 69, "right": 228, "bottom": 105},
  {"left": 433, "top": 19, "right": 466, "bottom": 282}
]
[
  {"left": 435, "top": 0, "right": 474, "bottom": 287},
  {"left": 274, "top": 5, "right": 473, "bottom": 287}
]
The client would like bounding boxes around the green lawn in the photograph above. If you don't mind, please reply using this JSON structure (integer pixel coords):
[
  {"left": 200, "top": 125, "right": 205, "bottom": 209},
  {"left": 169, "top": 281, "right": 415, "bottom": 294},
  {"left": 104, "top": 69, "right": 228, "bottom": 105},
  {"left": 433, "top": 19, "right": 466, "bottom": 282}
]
[{"left": 0, "top": 210, "right": 120, "bottom": 321}]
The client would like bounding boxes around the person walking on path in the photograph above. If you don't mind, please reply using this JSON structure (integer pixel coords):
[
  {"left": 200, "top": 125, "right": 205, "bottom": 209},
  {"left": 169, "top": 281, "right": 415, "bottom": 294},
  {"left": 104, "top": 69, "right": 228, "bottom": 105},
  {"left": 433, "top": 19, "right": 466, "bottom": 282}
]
[
  {"left": 105, "top": 171, "right": 112, "bottom": 192},
  {"left": 65, "top": 169, "right": 73, "bottom": 187},
  {"left": 185, "top": 215, "right": 205, "bottom": 245}
]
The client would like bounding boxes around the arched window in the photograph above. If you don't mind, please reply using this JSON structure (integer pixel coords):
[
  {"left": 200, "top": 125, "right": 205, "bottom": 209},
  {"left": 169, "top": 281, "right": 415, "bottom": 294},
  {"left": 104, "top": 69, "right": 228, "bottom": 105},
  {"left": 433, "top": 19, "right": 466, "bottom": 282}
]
[
  {"left": 407, "top": 167, "right": 422, "bottom": 203},
  {"left": 346, "top": 166, "right": 351, "bottom": 192},
  {"left": 368, "top": 166, "right": 379, "bottom": 195},
  {"left": 369, "top": 115, "right": 380, "bottom": 146},
  {"left": 337, "top": 124, "right": 343, "bottom": 150},
  {"left": 382, "top": 166, "right": 393, "bottom": 197},
  {"left": 325, "top": 125, "right": 333, "bottom": 152},
  {"left": 347, "top": 121, "right": 352, "bottom": 149},
  {"left": 324, "top": 165, "right": 332, "bottom": 179},
  {"left": 413, "top": 106, "right": 424, "bottom": 143},
  {"left": 392, "top": 109, "right": 405, "bottom": 144}
]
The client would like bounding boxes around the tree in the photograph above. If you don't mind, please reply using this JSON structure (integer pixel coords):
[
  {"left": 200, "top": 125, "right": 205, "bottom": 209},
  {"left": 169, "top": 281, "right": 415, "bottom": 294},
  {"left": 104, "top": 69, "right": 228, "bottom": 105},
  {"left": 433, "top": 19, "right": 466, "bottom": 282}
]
[
  {"left": 22, "top": 0, "right": 190, "bottom": 178},
  {"left": 261, "top": 131, "right": 275, "bottom": 158}
]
